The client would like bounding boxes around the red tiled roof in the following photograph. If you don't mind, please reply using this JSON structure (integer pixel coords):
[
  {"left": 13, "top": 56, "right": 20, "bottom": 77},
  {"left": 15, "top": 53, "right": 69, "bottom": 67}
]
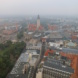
[
  {"left": 28, "top": 24, "right": 44, "bottom": 31},
  {"left": 3, "top": 30, "right": 17, "bottom": 35},
  {"left": 48, "top": 25, "right": 58, "bottom": 30}
]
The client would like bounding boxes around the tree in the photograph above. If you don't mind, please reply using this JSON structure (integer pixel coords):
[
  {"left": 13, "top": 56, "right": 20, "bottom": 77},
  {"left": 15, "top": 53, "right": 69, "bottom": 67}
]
[{"left": 0, "top": 41, "right": 26, "bottom": 78}]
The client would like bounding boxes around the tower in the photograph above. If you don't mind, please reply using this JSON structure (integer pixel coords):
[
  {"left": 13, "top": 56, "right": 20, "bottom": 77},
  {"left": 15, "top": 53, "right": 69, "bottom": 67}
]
[
  {"left": 16, "top": 23, "right": 18, "bottom": 31},
  {"left": 37, "top": 15, "right": 40, "bottom": 30}
]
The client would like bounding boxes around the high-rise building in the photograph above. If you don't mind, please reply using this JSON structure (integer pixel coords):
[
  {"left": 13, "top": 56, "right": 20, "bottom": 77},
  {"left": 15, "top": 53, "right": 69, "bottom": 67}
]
[{"left": 37, "top": 15, "right": 40, "bottom": 30}]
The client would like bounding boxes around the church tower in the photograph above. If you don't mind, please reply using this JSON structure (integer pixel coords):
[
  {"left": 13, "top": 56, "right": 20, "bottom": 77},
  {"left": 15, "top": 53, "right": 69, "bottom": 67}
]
[{"left": 37, "top": 15, "right": 40, "bottom": 30}]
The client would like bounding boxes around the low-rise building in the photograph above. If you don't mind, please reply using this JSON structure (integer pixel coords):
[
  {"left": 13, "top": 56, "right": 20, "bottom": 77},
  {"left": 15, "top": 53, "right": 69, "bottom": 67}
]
[
  {"left": 48, "top": 33, "right": 62, "bottom": 40},
  {"left": 7, "top": 49, "right": 40, "bottom": 78},
  {"left": 65, "top": 41, "right": 77, "bottom": 48}
]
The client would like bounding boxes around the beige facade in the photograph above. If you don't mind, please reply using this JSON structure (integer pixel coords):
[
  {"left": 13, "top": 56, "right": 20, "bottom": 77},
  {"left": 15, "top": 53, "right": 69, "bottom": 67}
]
[
  {"left": 37, "top": 15, "right": 40, "bottom": 30},
  {"left": 42, "top": 68, "right": 71, "bottom": 78},
  {"left": 36, "top": 69, "right": 43, "bottom": 78}
]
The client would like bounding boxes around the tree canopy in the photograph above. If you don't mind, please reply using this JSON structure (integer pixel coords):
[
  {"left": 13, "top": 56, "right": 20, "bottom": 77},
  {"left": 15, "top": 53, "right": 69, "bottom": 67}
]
[{"left": 0, "top": 41, "right": 26, "bottom": 78}]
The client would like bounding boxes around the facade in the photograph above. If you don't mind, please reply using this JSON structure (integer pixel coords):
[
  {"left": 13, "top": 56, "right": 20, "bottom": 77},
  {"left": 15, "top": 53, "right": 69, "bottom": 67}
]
[
  {"left": 42, "top": 59, "right": 74, "bottom": 78},
  {"left": 6, "top": 52, "right": 29, "bottom": 78},
  {"left": 36, "top": 56, "right": 74, "bottom": 78},
  {"left": 44, "top": 48, "right": 78, "bottom": 78},
  {"left": 37, "top": 15, "right": 40, "bottom": 30},
  {"left": 28, "top": 15, "right": 44, "bottom": 32},
  {"left": 7, "top": 50, "right": 40, "bottom": 78},
  {"left": 36, "top": 69, "right": 42, "bottom": 78}
]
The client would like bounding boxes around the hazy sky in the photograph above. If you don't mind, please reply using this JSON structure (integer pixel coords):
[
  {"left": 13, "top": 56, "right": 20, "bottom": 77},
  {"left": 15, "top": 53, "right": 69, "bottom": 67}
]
[{"left": 0, "top": 0, "right": 78, "bottom": 16}]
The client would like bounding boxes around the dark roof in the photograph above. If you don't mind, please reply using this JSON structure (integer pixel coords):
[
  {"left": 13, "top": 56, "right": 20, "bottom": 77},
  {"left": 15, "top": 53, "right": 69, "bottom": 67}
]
[
  {"left": 46, "top": 39, "right": 55, "bottom": 42},
  {"left": 62, "top": 48, "right": 78, "bottom": 54},
  {"left": 50, "top": 47, "right": 78, "bottom": 54},
  {"left": 43, "top": 59, "right": 74, "bottom": 74},
  {"left": 7, "top": 52, "right": 29, "bottom": 78},
  {"left": 7, "top": 62, "right": 29, "bottom": 78},
  {"left": 10, "top": 62, "right": 27, "bottom": 74}
]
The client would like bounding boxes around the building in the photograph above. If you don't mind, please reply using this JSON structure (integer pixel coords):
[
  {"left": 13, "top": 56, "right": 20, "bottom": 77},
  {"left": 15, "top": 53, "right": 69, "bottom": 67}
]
[
  {"left": 24, "top": 32, "right": 32, "bottom": 41},
  {"left": 44, "top": 48, "right": 78, "bottom": 78},
  {"left": 48, "top": 40, "right": 63, "bottom": 48},
  {"left": 42, "top": 59, "right": 74, "bottom": 78},
  {"left": 65, "top": 41, "right": 77, "bottom": 48},
  {"left": 3, "top": 25, "right": 22, "bottom": 35},
  {"left": 36, "top": 69, "right": 43, "bottom": 78},
  {"left": 3, "top": 25, "right": 17, "bottom": 35},
  {"left": 6, "top": 52, "right": 29, "bottom": 78},
  {"left": 71, "top": 35, "right": 77, "bottom": 40},
  {"left": 7, "top": 50, "right": 40, "bottom": 78},
  {"left": 48, "top": 33, "right": 62, "bottom": 40},
  {"left": 37, "top": 15, "right": 40, "bottom": 30},
  {"left": 36, "top": 53, "right": 74, "bottom": 78},
  {"left": 28, "top": 39, "right": 38, "bottom": 46},
  {"left": 48, "top": 24, "right": 58, "bottom": 31},
  {"left": 28, "top": 15, "right": 44, "bottom": 32}
]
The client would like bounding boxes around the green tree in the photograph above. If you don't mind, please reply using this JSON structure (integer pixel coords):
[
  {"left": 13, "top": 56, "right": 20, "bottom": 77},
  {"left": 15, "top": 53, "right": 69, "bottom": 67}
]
[{"left": 0, "top": 41, "right": 26, "bottom": 78}]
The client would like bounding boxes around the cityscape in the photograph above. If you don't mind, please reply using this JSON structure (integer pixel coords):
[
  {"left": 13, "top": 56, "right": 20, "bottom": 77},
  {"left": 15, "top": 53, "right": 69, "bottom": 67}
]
[
  {"left": 0, "top": 0, "right": 78, "bottom": 78},
  {"left": 0, "top": 15, "right": 77, "bottom": 78}
]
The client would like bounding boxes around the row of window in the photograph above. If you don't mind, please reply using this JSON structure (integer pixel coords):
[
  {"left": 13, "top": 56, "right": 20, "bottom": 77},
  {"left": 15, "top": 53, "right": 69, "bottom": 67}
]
[{"left": 42, "top": 68, "right": 70, "bottom": 78}]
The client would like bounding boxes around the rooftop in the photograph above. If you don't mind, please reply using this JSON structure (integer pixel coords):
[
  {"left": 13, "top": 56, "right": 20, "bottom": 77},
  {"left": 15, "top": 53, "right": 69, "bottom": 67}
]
[
  {"left": 50, "top": 47, "right": 78, "bottom": 55},
  {"left": 7, "top": 49, "right": 39, "bottom": 78},
  {"left": 43, "top": 59, "right": 74, "bottom": 74},
  {"left": 66, "top": 41, "right": 76, "bottom": 47},
  {"left": 49, "top": 33, "right": 62, "bottom": 39},
  {"left": 26, "top": 50, "right": 40, "bottom": 54},
  {"left": 10, "top": 62, "right": 28, "bottom": 74},
  {"left": 9, "top": 52, "right": 29, "bottom": 75},
  {"left": 62, "top": 48, "right": 78, "bottom": 54}
]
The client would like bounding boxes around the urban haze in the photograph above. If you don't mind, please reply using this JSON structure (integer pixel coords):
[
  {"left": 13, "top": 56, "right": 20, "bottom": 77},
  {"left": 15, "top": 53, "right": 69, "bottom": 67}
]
[{"left": 0, "top": 0, "right": 78, "bottom": 78}]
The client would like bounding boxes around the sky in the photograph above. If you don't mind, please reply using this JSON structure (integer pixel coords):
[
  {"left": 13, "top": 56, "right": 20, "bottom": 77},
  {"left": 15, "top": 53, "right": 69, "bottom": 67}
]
[{"left": 0, "top": 0, "right": 78, "bottom": 16}]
